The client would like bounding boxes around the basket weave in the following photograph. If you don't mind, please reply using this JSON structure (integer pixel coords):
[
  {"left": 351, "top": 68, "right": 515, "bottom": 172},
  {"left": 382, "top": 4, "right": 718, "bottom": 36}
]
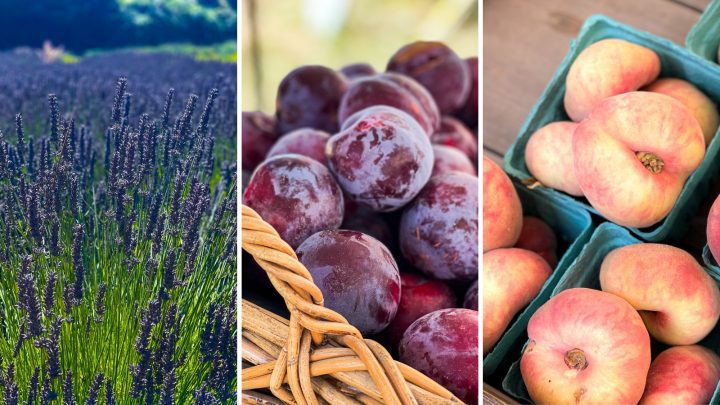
[{"left": 241, "top": 205, "right": 463, "bottom": 404}]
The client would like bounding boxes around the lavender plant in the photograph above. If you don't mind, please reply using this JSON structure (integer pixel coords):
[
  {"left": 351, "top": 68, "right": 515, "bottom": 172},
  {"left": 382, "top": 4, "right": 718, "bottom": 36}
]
[{"left": 0, "top": 52, "right": 236, "bottom": 403}]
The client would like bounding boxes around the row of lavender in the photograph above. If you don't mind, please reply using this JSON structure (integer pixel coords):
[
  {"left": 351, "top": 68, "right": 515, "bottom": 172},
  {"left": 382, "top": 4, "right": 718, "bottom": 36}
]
[{"left": 0, "top": 52, "right": 236, "bottom": 403}]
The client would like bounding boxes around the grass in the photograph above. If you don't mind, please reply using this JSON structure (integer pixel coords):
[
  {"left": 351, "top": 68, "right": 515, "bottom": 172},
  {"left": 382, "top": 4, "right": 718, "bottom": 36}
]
[{"left": 81, "top": 41, "right": 237, "bottom": 64}]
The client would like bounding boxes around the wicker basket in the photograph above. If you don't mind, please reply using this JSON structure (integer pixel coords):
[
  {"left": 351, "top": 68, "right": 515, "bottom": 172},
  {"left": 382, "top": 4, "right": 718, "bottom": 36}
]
[{"left": 241, "top": 205, "right": 464, "bottom": 404}]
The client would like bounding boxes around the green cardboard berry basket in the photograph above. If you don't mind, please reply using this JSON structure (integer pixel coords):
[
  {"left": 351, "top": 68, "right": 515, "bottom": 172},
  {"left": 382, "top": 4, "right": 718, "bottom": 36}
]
[
  {"left": 704, "top": 244, "right": 720, "bottom": 276},
  {"left": 483, "top": 180, "right": 594, "bottom": 377},
  {"left": 503, "top": 14, "right": 720, "bottom": 242},
  {"left": 687, "top": 0, "right": 720, "bottom": 63},
  {"left": 501, "top": 222, "right": 720, "bottom": 404}
]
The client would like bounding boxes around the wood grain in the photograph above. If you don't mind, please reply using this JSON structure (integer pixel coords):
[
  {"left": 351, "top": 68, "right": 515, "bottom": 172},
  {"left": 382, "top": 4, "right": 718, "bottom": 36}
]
[
  {"left": 482, "top": 383, "right": 519, "bottom": 405},
  {"left": 483, "top": 0, "right": 706, "bottom": 155},
  {"left": 670, "top": 0, "right": 709, "bottom": 12}
]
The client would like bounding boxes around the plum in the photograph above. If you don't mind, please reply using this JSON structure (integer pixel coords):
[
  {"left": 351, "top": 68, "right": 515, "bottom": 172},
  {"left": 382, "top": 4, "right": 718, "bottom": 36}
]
[
  {"left": 265, "top": 128, "right": 330, "bottom": 165},
  {"left": 243, "top": 154, "right": 344, "bottom": 249},
  {"left": 326, "top": 106, "right": 434, "bottom": 212},
  {"left": 296, "top": 230, "right": 401, "bottom": 335},
  {"left": 340, "top": 63, "right": 376, "bottom": 81},
  {"left": 454, "top": 57, "right": 478, "bottom": 128},
  {"left": 276, "top": 65, "right": 348, "bottom": 134},
  {"left": 387, "top": 41, "right": 470, "bottom": 114},
  {"left": 399, "top": 172, "right": 478, "bottom": 281},
  {"left": 242, "top": 111, "right": 278, "bottom": 171},
  {"left": 399, "top": 308, "right": 478, "bottom": 403},
  {"left": 241, "top": 169, "right": 251, "bottom": 195},
  {"left": 431, "top": 144, "right": 476, "bottom": 177},
  {"left": 341, "top": 208, "right": 394, "bottom": 249},
  {"left": 338, "top": 72, "right": 440, "bottom": 135},
  {"left": 464, "top": 280, "right": 478, "bottom": 310},
  {"left": 384, "top": 272, "right": 456, "bottom": 347},
  {"left": 431, "top": 116, "right": 478, "bottom": 164}
]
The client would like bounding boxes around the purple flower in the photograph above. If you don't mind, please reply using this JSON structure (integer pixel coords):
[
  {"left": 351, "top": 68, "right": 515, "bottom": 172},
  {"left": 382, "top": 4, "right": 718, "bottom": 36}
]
[
  {"left": 62, "top": 370, "right": 74, "bottom": 405},
  {"left": 18, "top": 255, "right": 42, "bottom": 337},
  {"left": 111, "top": 77, "right": 128, "bottom": 126},
  {"left": 85, "top": 373, "right": 104, "bottom": 405},
  {"left": 48, "top": 94, "right": 59, "bottom": 144}
]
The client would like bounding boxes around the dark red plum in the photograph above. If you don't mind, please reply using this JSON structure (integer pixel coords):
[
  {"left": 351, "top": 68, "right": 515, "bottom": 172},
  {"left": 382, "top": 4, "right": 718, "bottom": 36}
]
[
  {"left": 265, "top": 128, "right": 330, "bottom": 165},
  {"left": 399, "top": 308, "right": 479, "bottom": 404},
  {"left": 454, "top": 57, "right": 478, "bottom": 128},
  {"left": 296, "top": 230, "right": 401, "bottom": 335},
  {"left": 243, "top": 154, "right": 344, "bottom": 249},
  {"left": 515, "top": 216, "right": 558, "bottom": 268},
  {"left": 340, "top": 63, "right": 376, "bottom": 81},
  {"left": 326, "top": 106, "right": 434, "bottom": 212},
  {"left": 341, "top": 208, "right": 394, "bottom": 249},
  {"left": 431, "top": 116, "right": 478, "bottom": 164},
  {"left": 385, "top": 273, "right": 456, "bottom": 347},
  {"left": 463, "top": 280, "right": 478, "bottom": 311},
  {"left": 241, "top": 169, "right": 251, "bottom": 195},
  {"left": 432, "top": 145, "right": 476, "bottom": 177},
  {"left": 387, "top": 41, "right": 470, "bottom": 114},
  {"left": 399, "top": 172, "right": 478, "bottom": 281},
  {"left": 242, "top": 111, "right": 278, "bottom": 171},
  {"left": 338, "top": 72, "right": 440, "bottom": 135},
  {"left": 275, "top": 65, "right": 348, "bottom": 134}
]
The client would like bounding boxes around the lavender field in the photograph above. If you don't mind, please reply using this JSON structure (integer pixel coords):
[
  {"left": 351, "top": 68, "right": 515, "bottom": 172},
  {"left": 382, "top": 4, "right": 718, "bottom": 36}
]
[{"left": 0, "top": 51, "right": 237, "bottom": 403}]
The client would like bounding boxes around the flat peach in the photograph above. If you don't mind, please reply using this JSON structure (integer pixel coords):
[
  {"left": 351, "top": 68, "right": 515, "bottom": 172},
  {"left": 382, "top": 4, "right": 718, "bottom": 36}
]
[
  {"left": 483, "top": 155, "right": 522, "bottom": 252},
  {"left": 707, "top": 194, "right": 720, "bottom": 264},
  {"left": 573, "top": 91, "right": 704, "bottom": 228},
  {"left": 483, "top": 248, "right": 551, "bottom": 354},
  {"left": 640, "top": 345, "right": 720, "bottom": 405},
  {"left": 515, "top": 216, "right": 558, "bottom": 268},
  {"left": 644, "top": 78, "right": 719, "bottom": 144},
  {"left": 525, "top": 121, "right": 583, "bottom": 196},
  {"left": 521, "top": 288, "right": 651, "bottom": 405},
  {"left": 564, "top": 38, "right": 660, "bottom": 121},
  {"left": 600, "top": 243, "right": 720, "bottom": 345}
]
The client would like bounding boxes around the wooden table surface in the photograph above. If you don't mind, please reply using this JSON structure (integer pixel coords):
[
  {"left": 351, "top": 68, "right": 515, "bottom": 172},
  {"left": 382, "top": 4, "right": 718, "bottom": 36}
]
[{"left": 483, "top": 0, "right": 710, "bottom": 402}]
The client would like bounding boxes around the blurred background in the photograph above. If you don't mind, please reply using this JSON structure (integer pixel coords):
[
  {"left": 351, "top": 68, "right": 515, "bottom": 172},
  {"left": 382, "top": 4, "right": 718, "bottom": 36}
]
[
  {"left": 0, "top": 0, "right": 236, "bottom": 61},
  {"left": 242, "top": 0, "right": 478, "bottom": 112}
]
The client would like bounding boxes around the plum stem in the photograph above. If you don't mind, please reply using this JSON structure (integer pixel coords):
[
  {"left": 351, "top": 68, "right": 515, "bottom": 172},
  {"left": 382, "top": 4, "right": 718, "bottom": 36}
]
[
  {"left": 564, "top": 348, "right": 588, "bottom": 370},
  {"left": 636, "top": 151, "right": 664, "bottom": 174}
]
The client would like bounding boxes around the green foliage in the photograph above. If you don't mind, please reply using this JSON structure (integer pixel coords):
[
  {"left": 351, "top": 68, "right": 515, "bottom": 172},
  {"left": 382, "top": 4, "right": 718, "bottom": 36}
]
[
  {"left": 84, "top": 41, "right": 237, "bottom": 64},
  {"left": 0, "top": 0, "right": 236, "bottom": 52}
]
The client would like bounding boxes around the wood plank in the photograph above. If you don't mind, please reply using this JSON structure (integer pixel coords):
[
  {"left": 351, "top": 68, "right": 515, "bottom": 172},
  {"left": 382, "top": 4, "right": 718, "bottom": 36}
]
[
  {"left": 483, "top": 0, "right": 704, "bottom": 155},
  {"left": 483, "top": 383, "right": 518, "bottom": 405},
  {"left": 670, "top": 0, "right": 709, "bottom": 12}
]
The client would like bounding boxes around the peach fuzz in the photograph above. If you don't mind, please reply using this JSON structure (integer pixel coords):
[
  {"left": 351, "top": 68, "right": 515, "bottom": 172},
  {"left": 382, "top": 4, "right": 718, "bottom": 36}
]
[
  {"left": 521, "top": 288, "right": 651, "bottom": 405},
  {"left": 483, "top": 248, "right": 551, "bottom": 355},
  {"left": 524, "top": 121, "right": 583, "bottom": 196},
  {"left": 707, "top": 194, "right": 720, "bottom": 264},
  {"left": 573, "top": 91, "right": 704, "bottom": 228},
  {"left": 564, "top": 38, "right": 660, "bottom": 121},
  {"left": 515, "top": 216, "right": 558, "bottom": 268},
  {"left": 600, "top": 243, "right": 720, "bottom": 345},
  {"left": 482, "top": 155, "right": 522, "bottom": 252},
  {"left": 639, "top": 345, "right": 720, "bottom": 405},
  {"left": 644, "top": 78, "right": 719, "bottom": 144}
]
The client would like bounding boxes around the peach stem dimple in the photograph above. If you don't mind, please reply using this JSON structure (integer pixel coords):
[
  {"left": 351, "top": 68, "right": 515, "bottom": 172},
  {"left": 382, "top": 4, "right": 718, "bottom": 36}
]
[
  {"left": 564, "top": 348, "right": 588, "bottom": 370},
  {"left": 636, "top": 151, "right": 664, "bottom": 174}
]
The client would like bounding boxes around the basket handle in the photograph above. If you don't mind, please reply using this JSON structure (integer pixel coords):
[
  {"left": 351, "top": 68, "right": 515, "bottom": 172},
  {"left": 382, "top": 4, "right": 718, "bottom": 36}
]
[{"left": 241, "top": 205, "right": 462, "bottom": 404}]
